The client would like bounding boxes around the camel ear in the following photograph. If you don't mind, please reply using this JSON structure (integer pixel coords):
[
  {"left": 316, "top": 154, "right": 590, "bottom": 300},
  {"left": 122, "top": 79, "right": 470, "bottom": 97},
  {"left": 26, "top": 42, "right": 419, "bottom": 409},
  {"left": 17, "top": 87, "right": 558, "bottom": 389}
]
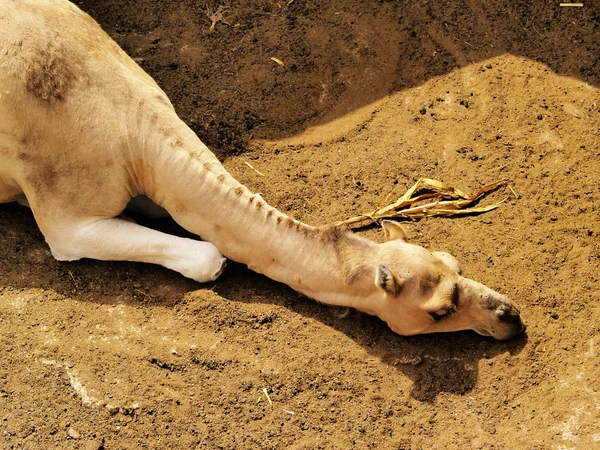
[
  {"left": 382, "top": 220, "right": 408, "bottom": 242},
  {"left": 375, "top": 265, "right": 403, "bottom": 296}
]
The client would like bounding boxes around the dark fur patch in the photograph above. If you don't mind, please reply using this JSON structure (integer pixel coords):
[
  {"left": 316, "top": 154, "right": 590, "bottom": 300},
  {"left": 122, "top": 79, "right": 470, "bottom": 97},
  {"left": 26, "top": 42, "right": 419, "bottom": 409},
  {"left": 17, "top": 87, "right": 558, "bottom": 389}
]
[
  {"left": 317, "top": 225, "right": 375, "bottom": 284},
  {"left": 217, "top": 174, "right": 225, "bottom": 183},
  {"left": 255, "top": 201, "right": 263, "bottom": 210},
  {"left": 300, "top": 226, "right": 312, "bottom": 237},
  {"left": 234, "top": 187, "right": 244, "bottom": 196},
  {"left": 26, "top": 44, "right": 75, "bottom": 103},
  {"left": 480, "top": 295, "right": 505, "bottom": 311},
  {"left": 26, "top": 162, "right": 58, "bottom": 194},
  {"left": 317, "top": 225, "right": 352, "bottom": 243},
  {"left": 266, "top": 210, "right": 273, "bottom": 218},
  {"left": 203, "top": 162, "right": 213, "bottom": 171},
  {"left": 276, "top": 217, "right": 283, "bottom": 224}
]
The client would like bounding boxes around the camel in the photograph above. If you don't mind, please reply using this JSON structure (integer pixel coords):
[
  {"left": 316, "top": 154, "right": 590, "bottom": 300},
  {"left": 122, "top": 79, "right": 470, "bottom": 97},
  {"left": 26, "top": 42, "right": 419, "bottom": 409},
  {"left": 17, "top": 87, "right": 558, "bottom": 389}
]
[{"left": 0, "top": 0, "right": 525, "bottom": 340}]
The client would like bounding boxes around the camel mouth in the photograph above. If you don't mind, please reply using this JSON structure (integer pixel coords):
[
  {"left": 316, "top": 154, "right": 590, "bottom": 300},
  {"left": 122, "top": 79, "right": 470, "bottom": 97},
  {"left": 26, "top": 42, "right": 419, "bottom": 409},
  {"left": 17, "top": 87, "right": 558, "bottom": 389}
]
[
  {"left": 475, "top": 314, "right": 525, "bottom": 340},
  {"left": 490, "top": 320, "right": 526, "bottom": 340}
]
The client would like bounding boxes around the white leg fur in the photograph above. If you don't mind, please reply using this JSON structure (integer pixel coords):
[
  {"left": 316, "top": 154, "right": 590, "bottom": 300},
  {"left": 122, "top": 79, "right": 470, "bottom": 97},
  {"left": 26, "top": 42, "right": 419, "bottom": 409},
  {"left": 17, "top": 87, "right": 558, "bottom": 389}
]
[{"left": 47, "top": 218, "right": 226, "bottom": 283}]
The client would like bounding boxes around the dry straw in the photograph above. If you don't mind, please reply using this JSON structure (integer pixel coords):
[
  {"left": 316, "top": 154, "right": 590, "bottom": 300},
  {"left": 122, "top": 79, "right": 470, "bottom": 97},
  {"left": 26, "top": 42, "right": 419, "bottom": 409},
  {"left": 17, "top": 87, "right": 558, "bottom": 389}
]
[{"left": 335, "top": 178, "right": 511, "bottom": 228}]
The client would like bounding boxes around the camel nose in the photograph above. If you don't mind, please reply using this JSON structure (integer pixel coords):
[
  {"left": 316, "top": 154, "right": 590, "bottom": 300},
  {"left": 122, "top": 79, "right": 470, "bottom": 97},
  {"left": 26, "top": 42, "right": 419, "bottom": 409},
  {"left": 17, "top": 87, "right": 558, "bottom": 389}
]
[
  {"left": 461, "top": 278, "right": 525, "bottom": 339},
  {"left": 494, "top": 303, "right": 526, "bottom": 338},
  {"left": 494, "top": 303, "right": 521, "bottom": 322}
]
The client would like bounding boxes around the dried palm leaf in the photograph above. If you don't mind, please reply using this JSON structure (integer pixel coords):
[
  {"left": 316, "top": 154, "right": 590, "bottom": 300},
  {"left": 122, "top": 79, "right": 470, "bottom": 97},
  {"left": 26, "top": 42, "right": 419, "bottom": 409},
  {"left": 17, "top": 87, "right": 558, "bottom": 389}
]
[{"left": 335, "top": 179, "right": 511, "bottom": 228}]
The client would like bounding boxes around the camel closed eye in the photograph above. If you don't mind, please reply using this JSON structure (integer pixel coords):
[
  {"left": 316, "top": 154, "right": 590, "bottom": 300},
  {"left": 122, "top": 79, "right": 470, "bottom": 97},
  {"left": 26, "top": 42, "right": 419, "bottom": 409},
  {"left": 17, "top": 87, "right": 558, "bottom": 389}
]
[
  {"left": 428, "top": 283, "right": 459, "bottom": 320},
  {"left": 429, "top": 306, "right": 456, "bottom": 321}
]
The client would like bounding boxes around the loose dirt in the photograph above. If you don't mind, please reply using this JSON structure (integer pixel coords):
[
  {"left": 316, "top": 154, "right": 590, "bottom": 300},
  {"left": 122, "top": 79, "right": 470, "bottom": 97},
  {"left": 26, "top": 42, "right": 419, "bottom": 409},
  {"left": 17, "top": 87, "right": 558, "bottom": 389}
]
[{"left": 1, "top": 1, "right": 599, "bottom": 449}]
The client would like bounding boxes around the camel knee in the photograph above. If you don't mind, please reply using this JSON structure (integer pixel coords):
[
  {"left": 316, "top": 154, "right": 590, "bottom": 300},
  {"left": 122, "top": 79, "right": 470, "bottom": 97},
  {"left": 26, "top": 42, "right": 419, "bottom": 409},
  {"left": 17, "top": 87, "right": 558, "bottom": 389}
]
[
  {"left": 173, "top": 241, "right": 227, "bottom": 283},
  {"left": 47, "top": 238, "right": 84, "bottom": 262},
  {"left": 43, "top": 222, "right": 91, "bottom": 261}
]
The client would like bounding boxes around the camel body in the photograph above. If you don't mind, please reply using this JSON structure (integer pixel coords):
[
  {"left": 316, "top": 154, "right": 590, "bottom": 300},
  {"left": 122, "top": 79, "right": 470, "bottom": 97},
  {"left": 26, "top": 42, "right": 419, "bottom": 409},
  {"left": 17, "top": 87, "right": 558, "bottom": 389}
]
[{"left": 0, "top": 0, "right": 524, "bottom": 339}]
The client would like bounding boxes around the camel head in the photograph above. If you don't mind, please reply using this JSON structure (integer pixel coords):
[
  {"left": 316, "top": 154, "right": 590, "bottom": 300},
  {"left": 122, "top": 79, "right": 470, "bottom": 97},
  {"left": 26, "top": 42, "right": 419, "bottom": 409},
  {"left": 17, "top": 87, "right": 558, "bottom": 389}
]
[{"left": 364, "top": 221, "right": 524, "bottom": 340}]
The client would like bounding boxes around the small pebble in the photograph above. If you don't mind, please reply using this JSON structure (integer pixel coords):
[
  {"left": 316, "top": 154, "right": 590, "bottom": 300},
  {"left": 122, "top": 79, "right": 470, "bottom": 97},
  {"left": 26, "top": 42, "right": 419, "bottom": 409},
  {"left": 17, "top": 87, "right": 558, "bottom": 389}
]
[
  {"left": 105, "top": 405, "right": 119, "bottom": 415},
  {"left": 67, "top": 427, "right": 80, "bottom": 439},
  {"left": 565, "top": 167, "right": 571, "bottom": 174},
  {"left": 85, "top": 438, "right": 104, "bottom": 450}
]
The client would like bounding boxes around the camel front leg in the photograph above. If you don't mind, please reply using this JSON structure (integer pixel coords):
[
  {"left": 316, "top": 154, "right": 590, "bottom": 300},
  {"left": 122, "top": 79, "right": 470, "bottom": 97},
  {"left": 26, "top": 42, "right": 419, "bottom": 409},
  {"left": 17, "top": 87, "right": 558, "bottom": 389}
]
[{"left": 43, "top": 217, "right": 227, "bottom": 283}]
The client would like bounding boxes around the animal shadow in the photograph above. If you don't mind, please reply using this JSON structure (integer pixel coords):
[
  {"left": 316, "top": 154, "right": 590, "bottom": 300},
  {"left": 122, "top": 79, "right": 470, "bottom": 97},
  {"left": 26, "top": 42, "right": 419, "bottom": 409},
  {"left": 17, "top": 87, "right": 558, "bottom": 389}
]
[{"left": 0, "top": 203, "right": 527, "bottom": 402}]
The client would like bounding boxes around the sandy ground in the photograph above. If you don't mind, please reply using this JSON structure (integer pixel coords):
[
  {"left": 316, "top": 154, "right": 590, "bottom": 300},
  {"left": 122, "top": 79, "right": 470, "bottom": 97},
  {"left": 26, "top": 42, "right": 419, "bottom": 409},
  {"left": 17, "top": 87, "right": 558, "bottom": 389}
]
[{"left": 1, "top": 1, "right": 600, "bottom": 449}]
